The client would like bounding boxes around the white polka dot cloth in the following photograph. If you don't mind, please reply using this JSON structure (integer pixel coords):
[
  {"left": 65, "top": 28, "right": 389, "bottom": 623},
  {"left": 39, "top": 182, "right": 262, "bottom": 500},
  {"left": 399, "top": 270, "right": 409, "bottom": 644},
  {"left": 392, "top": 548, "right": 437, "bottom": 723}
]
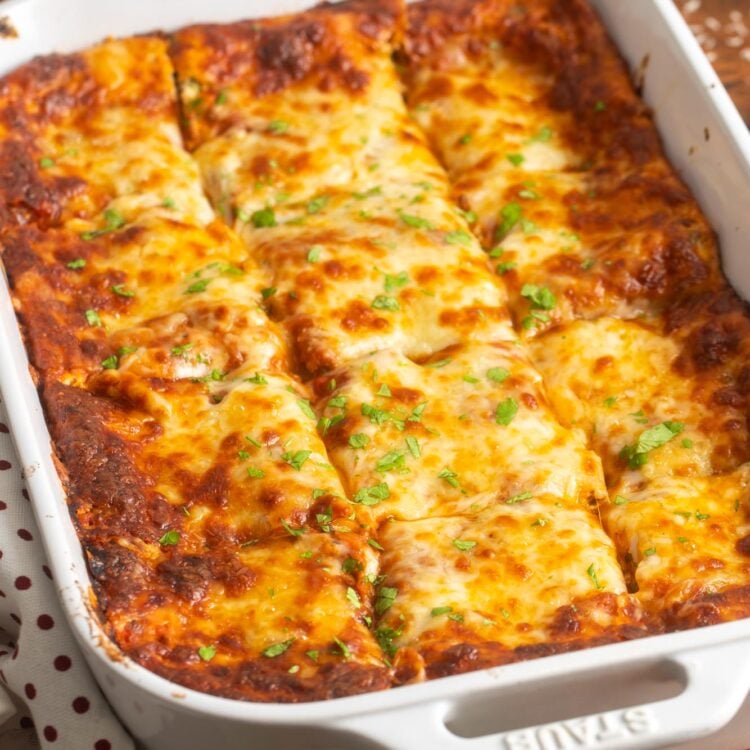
[{"left": 0, "top": 397, "right": 133, "bottom": 750}]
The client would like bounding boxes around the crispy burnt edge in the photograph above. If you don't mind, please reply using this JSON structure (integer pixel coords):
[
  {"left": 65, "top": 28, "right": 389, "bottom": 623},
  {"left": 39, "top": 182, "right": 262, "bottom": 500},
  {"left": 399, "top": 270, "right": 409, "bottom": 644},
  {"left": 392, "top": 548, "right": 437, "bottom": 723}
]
[
  {"left": 42, "top": 380, "right": 393, "bottom": 702},
  {"left": 168, "top": 0, "right": 405, "bottom": 149},
  {"left": 400, "top": 0, "right": 724, "bottom": 314},
  {"left": 393, "top": 593, "right": 657, "bottom": 683},
  {"left": 0, "top": 37, "right": 176, "bottom": 229}
]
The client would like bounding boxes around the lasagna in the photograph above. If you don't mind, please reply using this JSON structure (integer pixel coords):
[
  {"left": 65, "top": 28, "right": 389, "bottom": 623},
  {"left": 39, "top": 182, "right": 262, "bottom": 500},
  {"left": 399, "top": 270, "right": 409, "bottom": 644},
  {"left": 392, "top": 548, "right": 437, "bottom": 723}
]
[{"left": 0, "top": 0, "right": 747, "bottom": 703}]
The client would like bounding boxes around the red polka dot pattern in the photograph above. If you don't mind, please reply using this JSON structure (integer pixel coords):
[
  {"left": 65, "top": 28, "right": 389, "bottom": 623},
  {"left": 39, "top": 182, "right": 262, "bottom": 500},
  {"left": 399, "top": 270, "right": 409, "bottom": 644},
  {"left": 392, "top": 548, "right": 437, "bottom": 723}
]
[
  {"left": 73, "top": 696, "right": 90, "bottom": 714},
  {"left": 43, "top": 725, "right": 58, "bottom": 741},
  {"left": 54, "top": 655, "right": 72, "bottom": 672},
  {"left": 0, "top": 400, "right": 131, "bottom": 748},
  {"left": 37, "top": 614, "right": 55, "bottom": 630}
]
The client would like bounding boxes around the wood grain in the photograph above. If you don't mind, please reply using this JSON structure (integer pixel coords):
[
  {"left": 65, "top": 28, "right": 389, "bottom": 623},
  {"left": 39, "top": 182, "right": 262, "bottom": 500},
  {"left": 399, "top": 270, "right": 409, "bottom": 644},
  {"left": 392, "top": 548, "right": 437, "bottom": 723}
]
[{"left": 678, "top": 0, "right": 750, "bottom": 124}]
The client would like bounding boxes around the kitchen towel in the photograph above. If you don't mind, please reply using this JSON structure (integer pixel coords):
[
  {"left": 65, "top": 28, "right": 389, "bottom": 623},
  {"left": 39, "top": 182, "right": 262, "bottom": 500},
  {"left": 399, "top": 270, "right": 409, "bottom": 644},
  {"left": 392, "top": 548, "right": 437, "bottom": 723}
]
[{"left": 0, "top": 396, "right": 133, "bottom": 750}]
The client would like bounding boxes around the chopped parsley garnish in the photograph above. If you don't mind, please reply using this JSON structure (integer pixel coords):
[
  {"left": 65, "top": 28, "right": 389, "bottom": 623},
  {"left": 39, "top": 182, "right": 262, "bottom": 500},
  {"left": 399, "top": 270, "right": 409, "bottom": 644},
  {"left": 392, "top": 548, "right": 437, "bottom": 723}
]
[
  {"left": 459, "top": 133, "right": 472, "bottom": 145},
  {"left": 506, "top": 153, "right": 525, "bottom": 166},
  {"left": 384, "top": 272, "right": 409, "bottom": 292},
  {"left": 521, "top": 284, "right": 556, "bottom": 310},
  {"left": 594, "top": 100, "right": 607, "bottom": 112},
  {"left": 368, "top": 538, "right": 385, "bottom": 551},
  {"left": 246, "top": 372, "right": 268, "bottom": 385},
  {"left": 375, "top": 451, "right": 406, "bottom": 473},
  {"left": 353, "top": 482, "right": 390, "bottom": 506},
  {"left": 603, "top": 396, "right": 617, "bottom": 408},
  {"left": 518, "top": 188, "right": 540, "bottom": 200},
  {"left": 158, "top": 530, "right": 180, "bottom": 546},
  {"left": 695, "top": 512, "right": 710, "bottom": 521},
  {"left": 431, "top": 606, "right": 453, "bottom": 617},
  {"left": 619, "top": 421, "right": 685, "bottom": 469},
  {"left": 348, "top": 433, "right": 370, "bottom": 449},
  {"left": 346, "top": 586, "right": 361, "bottom": 608},
  {"left": 353, "top": 186, "right": 382, "bottom": 200},
  {"left": 530, "top": 125, "right": 553, "bottom": 143},
  {"left": 426, "top": 358, "right": 452, "bottom": 369},
  {"left": 487, "top": 367, "right": 510, "bottom": 383},
  {"left": 445, "top": 230, "right": 472, "bottom": 246},
  {"left": 333, "top": 638, "right": 351, "bottom": 660},
  {"left": 237, "top": 450, "right": 250, "bottom": 461},
  {"left": 375, "top": 587, "right": 398, "bottom": 615},
  {"left": 496, "top": 261, "right": 517, "bottom": 275},
  {"left": 282, "top": 450, "right": 312, "bottom": 470},
  {"left": 613, "top": 495, "right": 629, "bottom": 505},
  {"left": 328, "top": 395, "right": 347, "bottom": 409},
  {"left": 162, "top": 197, "right": 177, "bottom": 209},
  {"left": 629, "top": 409, "right": 649, "bottom": 425},
  {"left": 405, "top": 436, "right": 421, "bottom": 458},
  {"left": 261, "top": 287, "right": 277, "bottom": 300},
  {"left": 377, "top": 383, "right": 392, "bottom": 397},
  {"left": 66, "top": 258, "right": 86, "bottom": 270},
  {"left": 262, "top": 638, "right": 295, "bottom": 658},
  {"left": 111, "top": 284, "right": 135, "bottom": 298},
  {"left": 495, "top": 398, "right": 519, "bottom": 426},
  {"left": 463, "top": 374, "right": 480, "bottom": 384},
  {"left": 251, "top": 207, "right": 277, "bottom": 228},
  {"left": 171, "top": 343, "right": 194, "bottom": 356},
  {"left": 197, "top": 645, "right": 216, "bottom": 661},
  {"left": 447, "top": 612, "right": 464, "bottom": 622},
  {"left": 438, "top": 468, "right": 460, "bottom": 488},
  {"left": 371, "top": 295, "right": 400, "bottom": 312},
  {"left": 281, "top": 519, "right": 304, "bottom": 537},
  {"left": 101, "top": 355, "right": 118, "bottom": 370},
  {"left": 307, "top": 245, "right": 322, "bottom": 263},
  {"left": 305, "top": 650, "right": 319, "bottom": 662},
  {"left": 38, "top": 156, "right": 55, "bottom": 169},
  {"left": 398, "top": 211, "right": 434, "bottom": 230},
  {"left": 452, "top": 539, "right": 476, "bottom": 552},
  {"left": 587, "top": 563, "right": 604, "bottom": 590},
  {"left": 375, "top": 626, "right": 402, "bottom": 657},
  {"left": 81, "top": 208, "right": 126, "bottom": 240},
  {"left": 84, "top": 309, "right": 102, "bottom": 327},
  {"left": 495, "top": 202, "right": 522, "bottom": 241},
  {"left": 306, "top": 195, "right": 329, "bottom": 214},
  {"left": 268, "top": 119, "right": 289, "bottom": 134},
  {"left": 643, "top": 547, "right": 656, "bottom": 557},
  {"left": 506, "top": 491, "right": 532, "bottom": 505},
  {"left": 247, "top": 466, "right": 265, "bottom": 479},
  {"left": 297, "top": 399, "right": 316, "bottom": 420},
  {"left": 682, "top": 438, "right": 694, "bottom": 449},
  {"left": 342, "top": 557, "right": 363, "bottom": 574},
  {"left": 185, "top": 279, "right": 210, "bottom": 294}
]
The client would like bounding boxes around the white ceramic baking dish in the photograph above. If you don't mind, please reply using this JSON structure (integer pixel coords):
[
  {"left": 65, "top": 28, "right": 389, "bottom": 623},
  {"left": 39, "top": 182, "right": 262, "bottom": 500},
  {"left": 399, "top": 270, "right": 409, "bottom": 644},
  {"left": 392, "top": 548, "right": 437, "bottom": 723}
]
[{"left": 2, "top": 1, "right": 750, "bottom": 748}]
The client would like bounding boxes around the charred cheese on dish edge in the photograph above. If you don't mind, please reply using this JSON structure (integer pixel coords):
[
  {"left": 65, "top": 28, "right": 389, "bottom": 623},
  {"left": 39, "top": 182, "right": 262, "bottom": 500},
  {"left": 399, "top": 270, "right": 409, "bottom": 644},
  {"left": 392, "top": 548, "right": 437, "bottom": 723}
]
[
  {"left": 400, "top": 0, "right": 750, "bottom": 625},
  {"left": 401, "top": 0, "right": 723, "bottom": 337},
  {"left": 0, "top": 35, "right": 391, "bottom": 702}
]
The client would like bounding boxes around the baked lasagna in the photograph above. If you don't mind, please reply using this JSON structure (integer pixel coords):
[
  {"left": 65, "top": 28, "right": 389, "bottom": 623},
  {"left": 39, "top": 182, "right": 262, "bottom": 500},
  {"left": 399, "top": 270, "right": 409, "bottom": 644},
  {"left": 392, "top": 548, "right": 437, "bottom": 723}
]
[{"left": 0, "top": 0, "right": 748, "bottom": 702}]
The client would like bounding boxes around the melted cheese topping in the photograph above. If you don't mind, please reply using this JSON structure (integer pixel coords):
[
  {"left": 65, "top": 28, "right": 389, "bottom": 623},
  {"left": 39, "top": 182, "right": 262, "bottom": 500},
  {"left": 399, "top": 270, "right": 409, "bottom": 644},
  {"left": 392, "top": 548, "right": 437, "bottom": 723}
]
[
  {"left": 377, "top": 493, "right": 637, "bottom": 677},
  {"left": 171, "top": 12, "right": 514, "bottom": 375},
  {"left": 529, "top": 318, "right": 750, "bottom": 485},
  {"left": 402, "top": 0, "right": 722, "bottom": 337},
  {"left": 314, "top": 343, "right": 605, "bottom": 522},
  {"left": 605, "top": 470, "right": 750, "bottom": 622}
]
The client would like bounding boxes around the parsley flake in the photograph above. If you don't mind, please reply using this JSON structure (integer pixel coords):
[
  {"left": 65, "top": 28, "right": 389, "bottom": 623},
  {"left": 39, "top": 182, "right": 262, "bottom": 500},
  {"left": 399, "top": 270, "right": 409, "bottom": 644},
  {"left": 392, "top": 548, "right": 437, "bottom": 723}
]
[
  {"left": 399, "top": 212, "right": 433, "bottom": 230},
  {"left": 375, "top": 587, "right": 398, "bottom": 615},
  {"left": 372, "top": 295, "right": 400, "bottom": 312},
  {"left": 452, "top": 539, "right": 476, "bottom": 552},
  {"left": 587, "top": 563, "right": 604, "bottom": 590},
  {"left": 263, "top": 638, "right": 295, "bottom": 658},
  {"left": 282, "top": 450, "right": 312, "bottom": 471},
  {"left": 84, "top": 309, "right": 102, "bottom": 327},
  {"left": 197, "top": 645, "right": 216, "bottom": 661},
  {"left": 66, "top": 258, "right": 86, "bottom": 270},
  {"left": 158, "top": 530, "right": 180, "bottom": 546},
  {"left": 348, "top": 433, "right": 370, "bottom": 449},
  {"left": 353, "top": 482, "right": 390, "bottom": 506},
  {"left": 495, "top": 398, "right": 519, "bottom": 426},
  {"left": 495, "top": 202, "right": 522, "bottom": 241},
  {"left": 251, "top": 207, "right": 277, "bottom": 228}
]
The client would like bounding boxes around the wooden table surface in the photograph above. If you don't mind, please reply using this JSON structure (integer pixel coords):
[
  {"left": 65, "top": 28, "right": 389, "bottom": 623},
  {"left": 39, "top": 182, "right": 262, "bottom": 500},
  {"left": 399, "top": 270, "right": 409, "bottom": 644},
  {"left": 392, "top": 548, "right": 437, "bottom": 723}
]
[{"left": 678, "top": 0, "right": 750, "bottom": 124}]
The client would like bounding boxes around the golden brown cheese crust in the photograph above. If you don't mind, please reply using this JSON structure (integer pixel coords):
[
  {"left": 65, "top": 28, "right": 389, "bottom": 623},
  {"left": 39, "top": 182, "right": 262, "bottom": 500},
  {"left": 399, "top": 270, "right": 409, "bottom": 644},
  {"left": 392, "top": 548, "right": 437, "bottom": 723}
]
[
  {"left": 402, "top": 0, "right": 722, "bottom": 333},
  {"left": 401, "top": 0, "right": 750, "bottom": 628},
  {"left": 1, "top": 0, "right": 749, "bottom": 704}
]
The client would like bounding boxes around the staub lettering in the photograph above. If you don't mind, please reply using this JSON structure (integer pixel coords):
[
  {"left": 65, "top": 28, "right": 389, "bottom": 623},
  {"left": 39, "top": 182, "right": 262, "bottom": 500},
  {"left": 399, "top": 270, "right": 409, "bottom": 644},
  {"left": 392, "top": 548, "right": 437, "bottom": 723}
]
[{"left": 502, "top": 707, "right": 657, "bottom": 750}]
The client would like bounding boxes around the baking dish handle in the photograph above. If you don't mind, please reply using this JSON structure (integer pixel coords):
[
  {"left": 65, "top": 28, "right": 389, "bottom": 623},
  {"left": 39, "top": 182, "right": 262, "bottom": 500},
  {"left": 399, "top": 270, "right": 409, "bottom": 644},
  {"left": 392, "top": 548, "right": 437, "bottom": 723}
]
[{"left": 336, "top": 640, "right": 750, "bottom": 750}]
